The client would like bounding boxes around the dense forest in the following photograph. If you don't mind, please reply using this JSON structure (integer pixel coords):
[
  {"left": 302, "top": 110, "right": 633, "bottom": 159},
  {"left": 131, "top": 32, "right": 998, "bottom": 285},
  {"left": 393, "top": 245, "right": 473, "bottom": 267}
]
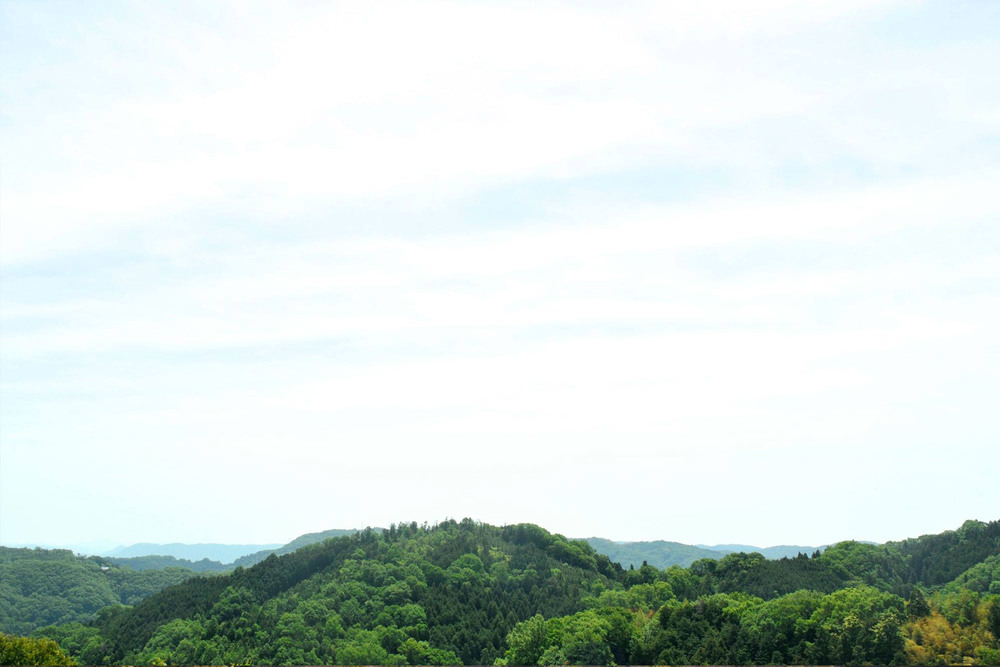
[
  {"left": 5, "top": 519, "right": 1000, "bottom": 665},
  {"left": 0, "top": 548, "right": 209, "bottom": 635}
]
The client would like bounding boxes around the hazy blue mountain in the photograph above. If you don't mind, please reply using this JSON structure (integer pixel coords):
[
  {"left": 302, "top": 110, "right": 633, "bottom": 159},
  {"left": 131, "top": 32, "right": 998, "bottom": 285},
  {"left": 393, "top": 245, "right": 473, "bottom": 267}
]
[
  {"left": 582, "top": 537, "right": 725, "bottom": 569},
  {"left": 103, "top": 554, "right": 231, "bottom": 572},
  {"left": 584, "top": 538, "right": 830, "bottom": 569},
  {"left": 73, "top": 533, "right": 829, "bottom": 572},
  {"left": 3, "top": 541, "right": 119, "bottom": 556},
  {"left": 233, "top": 528, "right": 381, "bottom": 567},
  {"left": 102, "top": 542, "right": 281, "bottom": 563},
  {"left": 698, "top": 544, "right": 828, "bottom": 559}
]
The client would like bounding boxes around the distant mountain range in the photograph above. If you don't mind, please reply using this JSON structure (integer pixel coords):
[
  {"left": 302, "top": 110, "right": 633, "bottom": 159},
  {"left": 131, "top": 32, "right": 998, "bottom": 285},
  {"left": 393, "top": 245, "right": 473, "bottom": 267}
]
[
  {"left": 87, "top": 531, "right": 826, "bottom": 572},
  {"left": 102, "top": 554, "right": 232, "bottom": 572},
  {"left": 88, "top": 530, "right": 377, "bottom": 569},
  {"left": 101, "top": 541, "right": 282, "bottom": 563},
  {"left": 233, "top": 528, "right": 376, "bottom": 566},
  {"left": 581, "top": 538, "right": 724, "bottom": 568},
  {"left": 581, "top": 539, "right": 825, "bottom": 570},
  {"left": 698, "top": 543, "right": 827, "bottom": 560}
]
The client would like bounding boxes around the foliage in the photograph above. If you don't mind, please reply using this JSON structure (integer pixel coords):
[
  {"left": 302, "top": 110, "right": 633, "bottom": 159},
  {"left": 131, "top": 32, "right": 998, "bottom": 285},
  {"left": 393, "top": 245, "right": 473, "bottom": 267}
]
[
  {"left": 0, "top": 548, "right": 206, "bottom": 635},
  {"left": 500, "top": 608, "right": 633, "bottom": 666},
  {"left": 944, "top": 553, "right": 1000, "bottom": 596},
  {"left": 892, "top": 520, "right": 1000, "bottom": 589},
  {"left": 903, "top": 594, "right": 1000, "bottom": 665},
  {"left": 0, "top": 632, "right": 74, "bottom": 666}
]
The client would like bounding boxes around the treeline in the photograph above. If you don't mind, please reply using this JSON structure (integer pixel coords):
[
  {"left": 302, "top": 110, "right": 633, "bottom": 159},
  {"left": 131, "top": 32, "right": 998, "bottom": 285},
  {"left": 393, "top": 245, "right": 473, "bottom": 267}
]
[
  {"left": 11, "top": 518, "right": 1000, "bottom": 665},
  {"left": 499, "top": 586, "right": 1000, "bottom": 666}
]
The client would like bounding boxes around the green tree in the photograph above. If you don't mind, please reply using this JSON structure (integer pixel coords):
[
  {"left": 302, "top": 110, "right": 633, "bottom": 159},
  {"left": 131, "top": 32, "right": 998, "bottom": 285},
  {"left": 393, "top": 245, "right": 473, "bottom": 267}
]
[
  {"left": 906, "top": 588, "right": 931, "bottom": 618},
  {"left": 502, "top": 615, "right": 547, "bottom": 666},
  {"left": 0, "top": 633, "right": 74, "bottom": 666}
]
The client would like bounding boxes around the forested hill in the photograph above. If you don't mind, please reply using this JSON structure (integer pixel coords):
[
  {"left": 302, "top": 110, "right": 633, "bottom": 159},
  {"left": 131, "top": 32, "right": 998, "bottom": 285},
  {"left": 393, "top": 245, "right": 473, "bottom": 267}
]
[
  {"left": 0, "top": 548, "right": 209, "bottom": 635},
  {"left": 26, "top": 518, "right": 1000, "bottom": 666},
  {"left": 85, "top": 522, "right": 619, "bottom": 665},
  {"left": 887, "top": 519, "right": 1000, "bottom": 587}
]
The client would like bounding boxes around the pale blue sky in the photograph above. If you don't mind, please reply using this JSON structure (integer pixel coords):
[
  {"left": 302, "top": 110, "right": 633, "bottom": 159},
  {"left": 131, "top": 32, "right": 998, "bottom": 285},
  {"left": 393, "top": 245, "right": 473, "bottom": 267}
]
[{"left": 1, "top": 0, "right": 998, "bottom": 550}]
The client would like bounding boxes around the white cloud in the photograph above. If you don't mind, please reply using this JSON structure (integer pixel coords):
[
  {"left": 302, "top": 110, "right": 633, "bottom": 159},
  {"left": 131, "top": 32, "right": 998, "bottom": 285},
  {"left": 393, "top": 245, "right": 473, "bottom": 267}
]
[
  {"left": 4, "top": 0, "right": 971, "bottom": 265},
  {"left": 2, "top": 0, "right": 998, "bottom": 546},
  {"left": 4, "top": 169, "right": 997, "bottom": 358}
]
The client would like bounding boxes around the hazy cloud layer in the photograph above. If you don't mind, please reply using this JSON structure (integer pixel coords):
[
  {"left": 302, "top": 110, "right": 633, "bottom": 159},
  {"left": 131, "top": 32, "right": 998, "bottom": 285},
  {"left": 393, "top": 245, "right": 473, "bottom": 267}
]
[{"left": 1, "top": 1, "right": 998, "bottom": 548}]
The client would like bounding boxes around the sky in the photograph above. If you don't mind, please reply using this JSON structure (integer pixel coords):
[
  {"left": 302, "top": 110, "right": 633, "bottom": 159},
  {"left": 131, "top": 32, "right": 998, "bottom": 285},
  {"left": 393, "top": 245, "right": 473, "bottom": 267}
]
[{"left": 1, "top": 0, "right": 998, "bottom": 552}]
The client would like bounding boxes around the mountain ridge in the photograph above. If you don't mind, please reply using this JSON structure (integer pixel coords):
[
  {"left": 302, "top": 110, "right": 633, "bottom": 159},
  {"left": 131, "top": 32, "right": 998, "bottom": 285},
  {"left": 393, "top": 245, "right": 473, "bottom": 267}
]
[
  {"left": 102, "top": 542, "right": 282, "bottom": 563},
  {"left": 697, "top": 543, "right": 828, "bottom": 559}
]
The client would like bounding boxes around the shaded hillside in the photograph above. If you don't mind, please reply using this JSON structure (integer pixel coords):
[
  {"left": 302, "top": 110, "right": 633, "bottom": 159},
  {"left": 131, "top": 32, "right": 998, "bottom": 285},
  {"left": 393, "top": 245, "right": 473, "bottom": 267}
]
[
  {"left": 694, "top": 520, "right": 1000, "bottom": 600},
  {"left": 0, "top": 548, "right": 208, "bottom": 635},
  {"left": 890, "top": 519, "right": 1000, "bottom": 587},
  {"left": 943, "top": 553, "right": 1000, "bottom": 594},
  {"left": 583, "top": 537, "right": 723, "bottom": 569}
]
